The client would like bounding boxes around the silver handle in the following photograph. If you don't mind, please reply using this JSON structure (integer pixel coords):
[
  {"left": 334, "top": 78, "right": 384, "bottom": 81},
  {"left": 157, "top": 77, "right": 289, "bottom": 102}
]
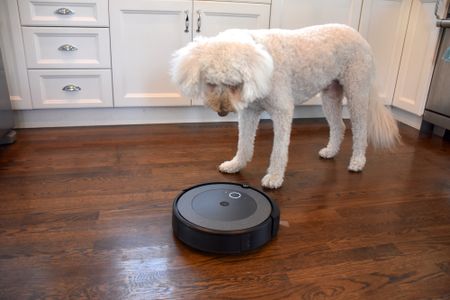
[
  {"left": 58, "top": 44, "right": 78, "bottom": 51},
  {"left": 55, "top": 7, "right": 74, "bottom": 15},
  {"left": 184, "top": 10, "right": 189, "bottom": 33},
  {"left": 196, "top": 10, "right": 201, "bottom": 33},
  {"left": 62, "top": 84, "right": 81, "bottom": 92},
  {"left": 436, "top": 19, "right": 450, "bottom": 28}
]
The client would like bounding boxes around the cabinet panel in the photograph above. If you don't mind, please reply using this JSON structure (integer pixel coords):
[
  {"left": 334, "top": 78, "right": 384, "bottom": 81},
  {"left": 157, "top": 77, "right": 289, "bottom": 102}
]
[
  {"left": 0, "top": 0, "right": 32, "bottom": 109},
  {"left": 359, "top": 0, "right": 412, "bottom": 105},
  {"left": 22, "top": 27, "right": 111, "bottom": 69},
  {"left": 270, "top": 0, "right": 362, "bottom": 30},
  {"left": 110, "top": 0, "right": 192, "bottom": 107},
  {"left": 393, "top": 0, "right": 440, "bottom": 115}
]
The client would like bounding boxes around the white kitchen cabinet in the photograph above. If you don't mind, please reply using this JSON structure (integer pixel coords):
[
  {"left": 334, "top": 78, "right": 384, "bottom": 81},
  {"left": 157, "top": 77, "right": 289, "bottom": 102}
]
[
  {"left": 393, "top": 0, "right": 440, "bottom": 115},
  {"left": 270, "top": 0, "right": 362, "bottom": 105},
  {"left": 110, "top": 0, "right": 270, "bottom": 107},
  {"left": 359, "top": 0, "right": 412, "bottom": 105},
  {"left": 0, "top": 0, "right": 32, "bottom": 110},
  {"left": 0, "top": 0, "right": 442, "bottom": 128}
]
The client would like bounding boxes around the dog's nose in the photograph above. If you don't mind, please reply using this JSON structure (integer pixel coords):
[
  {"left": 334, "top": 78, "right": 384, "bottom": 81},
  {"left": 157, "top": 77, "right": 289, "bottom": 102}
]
[{"left": 218, "top": 111, "right": 229, "bottom": 117}]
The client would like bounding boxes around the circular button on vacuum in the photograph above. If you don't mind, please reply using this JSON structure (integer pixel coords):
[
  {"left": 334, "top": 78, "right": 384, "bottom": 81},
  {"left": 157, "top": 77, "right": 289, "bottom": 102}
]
[
  {"left": 172, "top": 182, "right": 280, "bottom": 254},
  {"left": 228, "top": 192, "right": 241, "bottom": 199}
]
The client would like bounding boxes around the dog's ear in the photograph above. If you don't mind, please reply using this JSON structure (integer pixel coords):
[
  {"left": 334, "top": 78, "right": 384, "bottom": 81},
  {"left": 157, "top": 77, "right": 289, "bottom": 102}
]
[
  {"left": 240, "top": 43, "right": 274, "bottom": 103},
  {"left": 170, "top": 40, "right": 204, "bottom": 99}
]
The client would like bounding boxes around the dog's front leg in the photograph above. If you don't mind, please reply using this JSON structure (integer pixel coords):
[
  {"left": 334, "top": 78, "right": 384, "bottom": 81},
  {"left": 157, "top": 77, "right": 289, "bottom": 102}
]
[
  {"left": 219, "top": 108, "right": 261, "bottom": 174},
  {"left": 262, "top": 108, "right": 293, "bottom": 189}
]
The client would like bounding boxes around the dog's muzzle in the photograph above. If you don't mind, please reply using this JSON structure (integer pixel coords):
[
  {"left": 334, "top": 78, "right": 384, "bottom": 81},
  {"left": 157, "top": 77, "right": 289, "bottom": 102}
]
[{"left": 218, "top": 111, "right": 229, "bottom": 117}]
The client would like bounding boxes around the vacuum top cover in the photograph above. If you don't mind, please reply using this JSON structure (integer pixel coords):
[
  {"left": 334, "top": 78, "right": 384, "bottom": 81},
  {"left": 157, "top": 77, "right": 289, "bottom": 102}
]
[{"left": 176, "top": 182, "right": 272, "bottom": 231}]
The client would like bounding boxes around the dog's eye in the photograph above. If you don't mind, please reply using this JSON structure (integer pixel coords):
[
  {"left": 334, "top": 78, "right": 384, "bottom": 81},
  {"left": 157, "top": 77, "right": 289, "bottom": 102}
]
[
  {"left": 225, "top": 84, "right": 242, "bottom": 94},
  {"left": 206, "top": 83, "right": 217, "bottom": 88}
]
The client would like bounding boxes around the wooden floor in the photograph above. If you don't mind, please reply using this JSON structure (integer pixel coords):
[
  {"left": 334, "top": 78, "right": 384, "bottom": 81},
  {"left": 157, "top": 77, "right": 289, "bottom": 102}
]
[{"left": 0, "top": 119, "right": 449, "bottom": 299}]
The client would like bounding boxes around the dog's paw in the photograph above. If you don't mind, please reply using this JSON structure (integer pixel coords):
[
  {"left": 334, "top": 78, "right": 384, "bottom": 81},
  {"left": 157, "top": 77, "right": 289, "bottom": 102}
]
[
  {"left": 348, "top": 156, "right": 366, "bottom": 172},
  {"left": 218, "top": 159, "right": 244, "bottom": 174},
  {"left": 319, "top": 147, "right": 339, "bottom": 159},
  {"left": 261, "top": 173, "right": 284, "bottom": 189}
]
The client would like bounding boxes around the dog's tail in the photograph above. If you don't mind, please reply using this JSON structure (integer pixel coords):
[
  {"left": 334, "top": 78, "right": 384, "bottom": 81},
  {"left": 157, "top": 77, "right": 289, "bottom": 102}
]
[{"left": 367, "top": 89, "right": 401, "bottom": 149}]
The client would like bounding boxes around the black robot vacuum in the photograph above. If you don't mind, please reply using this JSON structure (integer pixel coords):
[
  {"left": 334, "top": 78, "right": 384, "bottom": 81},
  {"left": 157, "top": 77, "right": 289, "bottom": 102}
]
[{"left": 172, "top": 182, "right": 280, "bottom": 254}]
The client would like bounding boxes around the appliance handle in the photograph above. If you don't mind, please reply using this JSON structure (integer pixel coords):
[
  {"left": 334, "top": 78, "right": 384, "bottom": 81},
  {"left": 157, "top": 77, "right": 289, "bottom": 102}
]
[{"left": 437, "top": 19, "right": 450, "bottom": 28}]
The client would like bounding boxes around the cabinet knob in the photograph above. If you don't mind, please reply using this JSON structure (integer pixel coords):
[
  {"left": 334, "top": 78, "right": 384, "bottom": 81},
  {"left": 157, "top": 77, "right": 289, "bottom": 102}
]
[
  {"left": 62, "top": 84, "right": 81, "bottom": 92},
  {"left": 58, "top": 44, "right": 78, "bottom": 52},
  {"left": 55, "top": 7, "right": 74, "bottom": 15}
]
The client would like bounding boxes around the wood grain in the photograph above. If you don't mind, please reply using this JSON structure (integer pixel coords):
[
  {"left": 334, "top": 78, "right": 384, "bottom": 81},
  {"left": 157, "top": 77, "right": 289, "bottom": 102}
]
[{"left": 0, "top": 119, "right": 449, "bottom": 299}]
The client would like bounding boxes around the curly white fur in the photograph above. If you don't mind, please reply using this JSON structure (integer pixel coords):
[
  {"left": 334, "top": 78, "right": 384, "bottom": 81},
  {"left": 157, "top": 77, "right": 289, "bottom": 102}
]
[{"left": 171, "top": 24, "right": 400, "bottom": 189}]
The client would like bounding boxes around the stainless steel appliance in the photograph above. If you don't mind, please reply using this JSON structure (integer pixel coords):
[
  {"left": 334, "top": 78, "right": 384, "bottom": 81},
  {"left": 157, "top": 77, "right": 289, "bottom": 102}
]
[
  {"left": 421, "top": 0, "right": 450, "bottom": 140},
  {"left": 0, "top": 46, "right": 16, "bottom": 145}
]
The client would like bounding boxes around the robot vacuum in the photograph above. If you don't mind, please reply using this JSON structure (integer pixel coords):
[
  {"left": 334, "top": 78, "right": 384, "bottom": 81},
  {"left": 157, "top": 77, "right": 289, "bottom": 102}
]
[{"left": 172, "top": 182, "right": 280, "bottom": 254}]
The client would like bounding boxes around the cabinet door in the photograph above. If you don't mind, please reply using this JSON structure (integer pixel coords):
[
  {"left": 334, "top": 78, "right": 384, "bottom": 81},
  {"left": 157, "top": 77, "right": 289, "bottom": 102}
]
[
  {"left": 393, "top": 0, "right": 440, "bottom": 115},
  {"left": 359, "top": 0, "right": 412, "bottom": 105},
  {"left": 193, "top": 1, "right": 270, "bottom": 38},
  {"left": 270, "top": 0, "right": 363, "bottom": 30},
  {"left": 110, "top": 0, "right": 192, "bottom": 107},
  {"left": 271, "top": 0, "right": 362, "bottom": 105},
  {"left": 0, "top": 0, "right": 32, "bottom": 110}
]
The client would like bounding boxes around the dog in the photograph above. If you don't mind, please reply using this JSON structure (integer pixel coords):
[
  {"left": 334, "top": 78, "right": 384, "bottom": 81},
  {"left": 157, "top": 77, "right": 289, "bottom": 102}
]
[{"left": 171, "top": 24, "right": 400, "bottom": 189}]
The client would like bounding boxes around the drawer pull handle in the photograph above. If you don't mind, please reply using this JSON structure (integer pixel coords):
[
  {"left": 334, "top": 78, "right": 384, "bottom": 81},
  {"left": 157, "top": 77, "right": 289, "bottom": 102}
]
[
  {"left": 62, "top": 84, "right": 81, "bottom": 92},
  {"left": 184, "top": 10, "right": 189, "bottom": 33},
  {"left": 58, "top": 44, "right": 78, "bottom": 52},
  {"left": 55, "top": 7, "right": 74, "bottom": 15},
  {"left": 196, "top": 10, "right": 201, "bottom": 33}
]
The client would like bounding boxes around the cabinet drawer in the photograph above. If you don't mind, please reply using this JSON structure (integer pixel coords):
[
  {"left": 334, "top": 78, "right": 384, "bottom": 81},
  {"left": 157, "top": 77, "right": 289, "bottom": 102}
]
[
  {"left": 18, "top": 0, "right": 109, "bottom": 27},
  {"left": 23, "top": 27, "right": 111, "bottom": 69},
  {"left": 29, "top": 69, "right": 113, "bottom": 109}
]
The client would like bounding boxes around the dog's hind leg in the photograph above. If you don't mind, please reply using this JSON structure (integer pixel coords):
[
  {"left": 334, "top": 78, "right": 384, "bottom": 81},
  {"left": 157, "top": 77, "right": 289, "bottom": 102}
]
[
  {"left": 219, "top": 107, "right": 262, "bottom": 173},
  {"left": 341, "top": 69, "right": 371, "bottom": 172},
  {"left": 319, "top": 80, "right": 345, "bottom": 159}
]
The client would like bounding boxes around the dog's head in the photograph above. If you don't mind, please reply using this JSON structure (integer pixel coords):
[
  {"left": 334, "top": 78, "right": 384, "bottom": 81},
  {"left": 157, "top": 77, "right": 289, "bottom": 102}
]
[{"left": 170, "top": 31, "right": 273, "bottom": 116}]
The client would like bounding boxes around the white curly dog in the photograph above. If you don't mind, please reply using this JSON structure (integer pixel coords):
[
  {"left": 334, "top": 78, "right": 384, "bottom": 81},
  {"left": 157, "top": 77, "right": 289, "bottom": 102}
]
[{"left": 171, "top": 24, "right": 400, "bottom": 189}]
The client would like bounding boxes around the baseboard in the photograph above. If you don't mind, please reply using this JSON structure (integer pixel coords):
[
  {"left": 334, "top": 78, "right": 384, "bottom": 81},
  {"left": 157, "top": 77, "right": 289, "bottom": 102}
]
[
  {"left": 13, "top": 105, "right": 333, "bottom": 128},
  {"left": 13, "top": 105, "right": 418, "bottom": 130}
]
